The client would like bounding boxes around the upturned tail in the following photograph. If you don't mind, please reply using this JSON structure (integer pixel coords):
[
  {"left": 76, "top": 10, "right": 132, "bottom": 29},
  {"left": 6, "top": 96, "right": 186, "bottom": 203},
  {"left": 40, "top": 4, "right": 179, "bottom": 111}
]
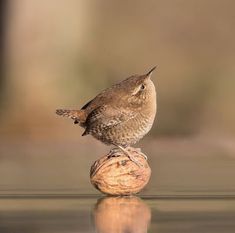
[{"left": 55, "top": 109, "right": 86, "bottom": 124}]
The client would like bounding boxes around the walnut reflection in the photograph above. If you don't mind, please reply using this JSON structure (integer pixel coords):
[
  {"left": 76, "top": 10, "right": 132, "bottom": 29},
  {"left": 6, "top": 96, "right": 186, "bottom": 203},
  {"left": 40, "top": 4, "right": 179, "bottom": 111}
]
[{"left": 94, "top": 196, "right": 151, "bottom": 233}]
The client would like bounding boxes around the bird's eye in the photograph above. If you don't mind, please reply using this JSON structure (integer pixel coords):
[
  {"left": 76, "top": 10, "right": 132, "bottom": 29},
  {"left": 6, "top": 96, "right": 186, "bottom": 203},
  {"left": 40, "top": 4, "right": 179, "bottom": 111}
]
[{"left": 140, "top": 84, "right": 146, "bottom": 90}]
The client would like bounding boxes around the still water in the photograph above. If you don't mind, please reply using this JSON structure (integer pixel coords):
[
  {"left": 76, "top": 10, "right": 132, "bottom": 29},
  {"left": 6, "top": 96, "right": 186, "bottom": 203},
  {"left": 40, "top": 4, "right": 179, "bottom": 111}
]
[{"left": 0, "top": 196, "right": 235, "bottom": 233}]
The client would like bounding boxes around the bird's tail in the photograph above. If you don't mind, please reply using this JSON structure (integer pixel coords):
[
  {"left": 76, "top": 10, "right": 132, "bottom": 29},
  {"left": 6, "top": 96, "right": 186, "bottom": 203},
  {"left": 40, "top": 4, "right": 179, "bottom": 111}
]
[{"left": 55, "top": 109, "right": 86, "bottom": 124}]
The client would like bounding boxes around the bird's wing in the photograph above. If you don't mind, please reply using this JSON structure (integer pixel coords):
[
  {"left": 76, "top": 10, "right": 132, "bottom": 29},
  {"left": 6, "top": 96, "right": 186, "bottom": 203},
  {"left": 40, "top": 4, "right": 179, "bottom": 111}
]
[
  {"left": 82, "top": 105, "right": 136, "bottom": 136},
  {"left": 80, "top": 88, "right": 117, "bottom": 113},
  {"left": 81, "top": 99, "right": 93, "bottom": 110}
]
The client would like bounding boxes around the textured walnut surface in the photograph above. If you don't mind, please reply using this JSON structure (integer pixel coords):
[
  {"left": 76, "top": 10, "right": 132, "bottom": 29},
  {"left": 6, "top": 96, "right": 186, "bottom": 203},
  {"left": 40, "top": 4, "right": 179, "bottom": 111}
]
[{"left": 90, "top": 147, "right": 151, "bottom": 195}]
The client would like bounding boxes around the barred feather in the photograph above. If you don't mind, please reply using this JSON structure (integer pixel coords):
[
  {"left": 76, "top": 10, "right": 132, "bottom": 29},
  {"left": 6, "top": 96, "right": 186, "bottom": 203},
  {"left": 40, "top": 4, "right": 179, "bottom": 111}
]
[{"left": 55, "top": 109, "right": 87, "bottom": 124}]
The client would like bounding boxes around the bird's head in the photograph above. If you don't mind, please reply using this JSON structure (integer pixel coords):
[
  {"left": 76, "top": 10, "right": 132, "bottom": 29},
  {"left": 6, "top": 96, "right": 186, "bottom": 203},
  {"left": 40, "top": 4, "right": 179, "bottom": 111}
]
[{"left": 118, "top": 66, "right": 157, "bottom": 108}]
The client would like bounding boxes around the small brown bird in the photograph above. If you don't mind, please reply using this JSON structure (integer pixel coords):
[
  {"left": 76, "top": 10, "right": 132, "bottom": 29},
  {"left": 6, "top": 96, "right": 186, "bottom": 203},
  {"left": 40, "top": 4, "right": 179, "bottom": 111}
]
[{"left": 56, "top": 67, "right": 157, "bottom": 165}]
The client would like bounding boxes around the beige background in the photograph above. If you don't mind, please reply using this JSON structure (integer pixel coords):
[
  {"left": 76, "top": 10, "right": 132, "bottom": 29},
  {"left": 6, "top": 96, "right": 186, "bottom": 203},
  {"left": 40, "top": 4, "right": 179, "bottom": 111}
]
[{"left": 0, "top": 0, "right": 235, "bottom": 195}]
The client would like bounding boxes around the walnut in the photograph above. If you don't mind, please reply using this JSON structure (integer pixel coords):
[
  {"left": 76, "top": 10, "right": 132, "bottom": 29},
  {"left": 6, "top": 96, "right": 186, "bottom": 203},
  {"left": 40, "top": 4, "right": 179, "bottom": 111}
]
[{"left": 90, "top": 147, "right": 151, "bottom": 195}]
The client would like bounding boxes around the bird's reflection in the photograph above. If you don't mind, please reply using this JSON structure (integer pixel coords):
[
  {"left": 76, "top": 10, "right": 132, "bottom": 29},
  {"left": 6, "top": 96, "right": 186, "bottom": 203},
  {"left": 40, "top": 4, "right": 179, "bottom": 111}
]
[{"left": 93, "top": 196, "right": 151, "bottom": 233}]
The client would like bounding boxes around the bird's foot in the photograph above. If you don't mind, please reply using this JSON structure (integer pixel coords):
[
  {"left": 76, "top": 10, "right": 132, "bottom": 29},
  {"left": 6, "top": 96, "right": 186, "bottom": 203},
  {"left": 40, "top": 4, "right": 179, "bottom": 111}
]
[
  {"left": 107, "top": 148, "right": 122, "bottom": 158},
  {"left": 125, "top": 147, "right": 148, "bottom": 160},
  {"left": 113, "top": 145, "right": 143, "bottom": 167},
  {"left": 126, "top": 152, "right": 143, "bottom": 167}
]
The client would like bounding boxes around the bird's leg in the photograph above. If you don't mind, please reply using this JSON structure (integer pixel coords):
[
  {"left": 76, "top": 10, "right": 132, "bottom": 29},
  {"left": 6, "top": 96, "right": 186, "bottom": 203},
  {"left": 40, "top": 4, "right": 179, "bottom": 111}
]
[
  {"left": 107, "top": 147, "right": 122, "bottom": 158},
  {"left": 113, "top": 144, "right": 143, "bottom": 167},
  {"left": 125, "top": 146, "right": 148, "bottom": 160}
]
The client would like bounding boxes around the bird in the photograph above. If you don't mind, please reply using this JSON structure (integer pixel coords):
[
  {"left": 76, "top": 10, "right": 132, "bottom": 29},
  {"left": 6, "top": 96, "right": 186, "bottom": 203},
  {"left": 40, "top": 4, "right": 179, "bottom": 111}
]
[{"left": 56, "top": 67, "right": 157, "bottom": 165}]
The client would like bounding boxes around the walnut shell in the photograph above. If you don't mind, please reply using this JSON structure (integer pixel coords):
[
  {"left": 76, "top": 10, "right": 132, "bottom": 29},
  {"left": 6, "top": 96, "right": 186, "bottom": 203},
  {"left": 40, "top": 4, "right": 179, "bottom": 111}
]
[{"left": 90, "top": 148, "right": 151, "bottom": 195}]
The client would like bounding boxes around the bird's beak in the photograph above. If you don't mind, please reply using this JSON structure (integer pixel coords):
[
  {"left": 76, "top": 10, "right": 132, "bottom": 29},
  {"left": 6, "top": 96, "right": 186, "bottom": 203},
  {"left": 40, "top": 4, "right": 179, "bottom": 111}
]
[{"left": 146, "top": 66, "right": 157, "bottom": 79}]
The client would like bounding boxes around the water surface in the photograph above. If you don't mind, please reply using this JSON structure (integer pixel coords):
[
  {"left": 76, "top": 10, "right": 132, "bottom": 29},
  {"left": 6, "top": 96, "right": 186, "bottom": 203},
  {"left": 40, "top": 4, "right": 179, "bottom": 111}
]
[{"left": 0, "top": 196, "right": 235, "bottom": 233}]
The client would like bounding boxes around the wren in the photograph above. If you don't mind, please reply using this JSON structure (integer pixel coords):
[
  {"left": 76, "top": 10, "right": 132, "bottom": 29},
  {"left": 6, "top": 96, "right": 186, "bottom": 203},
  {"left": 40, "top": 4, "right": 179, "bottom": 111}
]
[{"left": 56, "top": 67, "right": 157, "bottom": 165}]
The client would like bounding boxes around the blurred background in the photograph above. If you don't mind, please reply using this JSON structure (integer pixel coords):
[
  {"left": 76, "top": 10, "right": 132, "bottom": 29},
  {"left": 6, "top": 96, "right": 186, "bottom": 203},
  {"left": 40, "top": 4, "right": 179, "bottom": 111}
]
[{"left": 0, "top": 0, "right": 235, "bottom": 195}]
